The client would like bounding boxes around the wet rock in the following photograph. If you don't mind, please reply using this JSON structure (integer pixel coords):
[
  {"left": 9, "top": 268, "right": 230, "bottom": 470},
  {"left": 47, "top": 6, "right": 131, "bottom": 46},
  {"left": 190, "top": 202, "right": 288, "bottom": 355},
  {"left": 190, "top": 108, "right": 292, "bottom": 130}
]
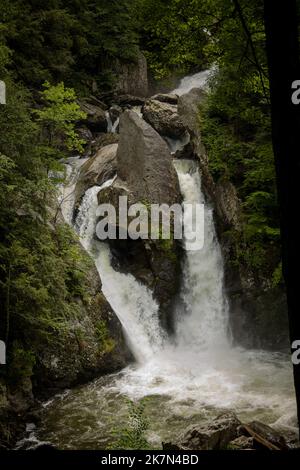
[
  {"left": 229, "top": 436, "right": 254, "bottom": 450},
  {"left": 79, "top": 100, "right": 108, "bottom": 133},
  {"left": 174, "top": 141, "right": 195, "bottom": 160},
  {"left": 163, "top": 412, "right": 241, "bottom": 450},
  {"left": 142, "top": 99, "right": 185, "bottom": 138},
  {"left": 91, "top": 133, "right": 119, "bottom": 154},
  {"left": 113, "top": 95, "right": 146, "bottom": 107},
  {"left": 152, "top": 93, "right": 178, "bottom": 105},
  {"left": 178, "top": 88, "right": 206, "bottom": 136},
  {"left": 117, "top": 110, "right": 181, "bottom": 205},
  {"left": 75, "top": 143, "right": 118, "bottom": 207},
  {"left": 98, "top": 110, "right": 182, "bottom": 330},
  {"left": 77, "top": 126, "right": 93, "bottom": 143},
  {"left": 34, "top": 243, "right": 131, "bottom": 395},
  {"left": 240, "top": 421, "right": 289, "bottom": 450}
]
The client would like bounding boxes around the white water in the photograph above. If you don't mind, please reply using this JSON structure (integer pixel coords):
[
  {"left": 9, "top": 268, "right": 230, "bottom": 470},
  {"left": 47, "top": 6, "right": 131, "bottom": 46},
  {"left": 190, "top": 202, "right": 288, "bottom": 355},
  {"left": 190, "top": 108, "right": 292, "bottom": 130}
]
[
  {"left": 75, "top": 184, "right": 165, "bottom": 363},
  {"left": 58, "top": 156, "right": 88, "bottom": 224},
  {"left": 106, "top": 111, "right": 120, "bottom": 134},
  {"left": 174, "top": 160, "right": 230, "bottom": 351},
  {"left": 36, "top": 71, "right": 297, "bottom": 449},
  {"left": 172, "top": 69, "right": 211, "bottom": 96}
]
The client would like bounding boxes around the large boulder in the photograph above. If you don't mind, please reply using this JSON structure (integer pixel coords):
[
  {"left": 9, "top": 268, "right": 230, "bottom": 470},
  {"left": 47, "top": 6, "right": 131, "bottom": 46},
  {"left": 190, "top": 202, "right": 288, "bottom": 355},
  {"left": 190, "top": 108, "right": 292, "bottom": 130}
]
[
  {"left": 163, "top": 412, "right": 241, "bottom": 450},
  {"left": 98, "top": 111, "right": 182, "bottom": 330},
  {"left": 142, "top": 99, "right": 186, "bottom": 138},
  {"left": 178, "top": 88, "right": 206, "bottom": 136},
  {"left": 33, "top": 244, "right": 131, "bottom": 394},
  {"left": 75, "top": 143, "right": 118, "bottom": 207},
  {"left": 152, "top": 93, "right": 179, "bottom": 105},
  {"left": 117, "top": 110, "right": 181, "bottom": 205}
]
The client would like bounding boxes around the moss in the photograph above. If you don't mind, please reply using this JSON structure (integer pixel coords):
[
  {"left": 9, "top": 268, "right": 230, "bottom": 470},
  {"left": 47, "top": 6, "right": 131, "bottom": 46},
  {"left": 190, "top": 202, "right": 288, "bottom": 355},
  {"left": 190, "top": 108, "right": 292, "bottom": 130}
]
[
  {"left": 7, "top": 342, "right": 36, "bottom": 382},
  {"left": 95, "top": 320, "right": 116, "bottom": 354}
]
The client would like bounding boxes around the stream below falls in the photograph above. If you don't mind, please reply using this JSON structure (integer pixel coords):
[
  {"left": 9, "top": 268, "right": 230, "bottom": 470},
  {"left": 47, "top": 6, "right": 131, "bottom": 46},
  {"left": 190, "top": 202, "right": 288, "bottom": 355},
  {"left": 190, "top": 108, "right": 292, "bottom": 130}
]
[{"left": 25, "top": 71, "right": 297, "bottom": 450}]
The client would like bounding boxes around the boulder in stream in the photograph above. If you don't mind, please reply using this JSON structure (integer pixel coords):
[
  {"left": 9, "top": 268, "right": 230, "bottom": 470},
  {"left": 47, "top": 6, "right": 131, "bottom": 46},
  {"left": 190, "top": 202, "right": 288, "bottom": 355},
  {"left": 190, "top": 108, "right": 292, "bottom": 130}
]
[
  {"left": 75, "top": 143, "right": 118, "bottom": 207},
  {"left": 142, "top": 99, "right": 186, "bottom": 138},
  {"left": 162, "top": 412, "right": 241, "bottom": 450},
  {"left": 98, "top": 110, "right": 182, "bottom": 330}
]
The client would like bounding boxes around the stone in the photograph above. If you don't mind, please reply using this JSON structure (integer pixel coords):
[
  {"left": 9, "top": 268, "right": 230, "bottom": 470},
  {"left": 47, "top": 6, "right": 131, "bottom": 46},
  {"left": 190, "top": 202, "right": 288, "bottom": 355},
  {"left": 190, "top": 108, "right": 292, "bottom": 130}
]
[
  {"left": 98, "top": 110, "right": 182, "bottom": 330},
  {"left": 228, "top": 436, "right": 254, "bottom": 450},
  {"left": 142, "top": 99, "right": 185, "bottom": 138},
  {"left": 75, "top": 143, "right": 118, "bottom": 206},
  {"left": 117, "top": 110, "right": 181, "bottom": 205},
  {"left": 152, "top": 93, "right": 178, "bottom": 105},
  {"left": 178, "top": 88, "right": 206, "bottom": 136},
  {"left": 163, "top": 412, "right": 241, "bottom": 450},
  {"left": 240, "top": 421, "right": 288, "bottom": 450},
  {"left": 113, "top": 95, "right": 146, "bottom": 107}
]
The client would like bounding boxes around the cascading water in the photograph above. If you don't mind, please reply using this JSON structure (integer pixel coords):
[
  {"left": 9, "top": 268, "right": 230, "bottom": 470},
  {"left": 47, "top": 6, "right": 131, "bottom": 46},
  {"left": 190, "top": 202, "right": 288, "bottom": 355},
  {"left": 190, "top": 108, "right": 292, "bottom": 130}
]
[
  {"left": 33, "top": 70, "right": 297, "bottom": 449},
  {"left": 58, "top": 156, "right": 88, "bottom": 224},
  {"left": 173, "top": 159, "right": 230, "bottom": 351},
  {"left": 106, "top": 111, "right": 120, "bottom": 134},
  {"left": 75, "top": 184, "right": 164, "bottom": 363}
]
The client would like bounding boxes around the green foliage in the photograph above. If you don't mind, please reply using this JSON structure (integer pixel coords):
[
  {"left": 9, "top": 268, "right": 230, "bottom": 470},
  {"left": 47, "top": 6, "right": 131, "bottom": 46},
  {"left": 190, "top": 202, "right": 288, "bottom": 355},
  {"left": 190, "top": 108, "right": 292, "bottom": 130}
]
[
  {"left": 199, "top": 0, "right": 281, "bottom": 279},
  {"left": 0, "top": 0, "right": 139, "bottom": 90},
  {"left": 136, "top": 0, "right": 209, "bottom": 79},
  {"left": 95, "top": 320, "right": 115, "bottom": 354},
  {"left": 7, "top": 342, "right": 36, "bottom": 381},
  {"left": 109, "top": 400, "right": 151, "bottom": 450},
  {"left": 35, "top": 81, "right": 86, "bottom": 156}
]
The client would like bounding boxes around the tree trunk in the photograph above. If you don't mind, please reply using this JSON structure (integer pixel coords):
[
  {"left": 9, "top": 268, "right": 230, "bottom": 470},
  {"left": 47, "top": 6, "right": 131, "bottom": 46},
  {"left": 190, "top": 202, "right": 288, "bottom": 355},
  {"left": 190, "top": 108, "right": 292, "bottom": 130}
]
[{"left": 264, "top": 0, "right": 300, "bottom": 434}]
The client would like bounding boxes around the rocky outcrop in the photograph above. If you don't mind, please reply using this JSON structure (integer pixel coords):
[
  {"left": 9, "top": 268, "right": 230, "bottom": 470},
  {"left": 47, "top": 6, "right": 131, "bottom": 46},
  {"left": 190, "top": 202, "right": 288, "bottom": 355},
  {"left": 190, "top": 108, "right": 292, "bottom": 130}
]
[
  {"left": 162, "top": 412, "right": 290, "bottom": 451},
  {"left": 0, "top": 233, "right": 130, "bottom": 449},
  {"left": 142, "top": 99, "right": 186, "bottom": 138},
  {"left": 152, "top": 93, "right": 178, "bottom": 105},
  {"left": 33, "top": 244, "right": 130, "bottom": 395},
  {"left": 75, "top": 143, "right": 118, "bottom": 207},
  {"left": 97, "top": 111, "right": 182, "bottom": 329},
  {"left": 117, "top": 110, "right": 181, "bottom": 205},
  {"left": 112, "top": 51, "right": 148, "bottom": 97},
  {"left": 163, "top": 412, "right": 241, "bottom": 450}
]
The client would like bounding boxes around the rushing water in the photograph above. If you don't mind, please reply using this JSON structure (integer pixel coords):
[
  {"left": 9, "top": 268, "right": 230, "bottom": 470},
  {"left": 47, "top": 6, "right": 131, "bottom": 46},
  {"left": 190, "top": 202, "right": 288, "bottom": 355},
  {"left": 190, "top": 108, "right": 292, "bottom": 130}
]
[{"left": 31, "top": 71, "right": 297, "bottom": 450}]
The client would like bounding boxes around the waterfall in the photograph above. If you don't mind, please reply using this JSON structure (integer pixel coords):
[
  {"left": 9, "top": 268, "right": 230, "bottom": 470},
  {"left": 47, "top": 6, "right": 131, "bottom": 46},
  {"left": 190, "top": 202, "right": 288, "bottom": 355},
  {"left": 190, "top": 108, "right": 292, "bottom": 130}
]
[
  {"left": 105, "top": 111, "right": 120, "bottom": 134},
  {"left": 172, "top": 69, "right": 211, "bottom": 96},
  {"left": 174, "top": 159, "right": 230, "bottom": 351},
  {"left": 73, "top": 68, "right": 230, "bottom": 365},
  {"left": 58, "top": 156, "right": 88, "bottom": 225},
  {"left": 75, "top": 184, "right": 165, "bottom": 364},
  {"left": 36, "top": 71, "right": 296, "bottom": 449}
]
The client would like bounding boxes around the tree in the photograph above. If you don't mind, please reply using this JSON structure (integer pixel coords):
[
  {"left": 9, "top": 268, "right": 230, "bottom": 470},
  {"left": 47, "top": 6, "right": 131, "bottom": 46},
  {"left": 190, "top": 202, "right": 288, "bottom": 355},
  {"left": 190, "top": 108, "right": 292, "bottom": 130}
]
[{"left": 263, "top": 0, "right": 300, "bottom": 435}]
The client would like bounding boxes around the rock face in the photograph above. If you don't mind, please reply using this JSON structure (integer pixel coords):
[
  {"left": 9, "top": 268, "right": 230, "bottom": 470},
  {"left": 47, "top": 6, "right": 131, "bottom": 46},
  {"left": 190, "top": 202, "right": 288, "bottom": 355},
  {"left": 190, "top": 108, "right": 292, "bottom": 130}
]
[
  {"left": 142, "top": 99, "right": 186, "bottom": 138},
  {"left": 33, "top": 245, "right": 130, "bottom": 395},
  {"left": 75, "top": 143, "right": 118, "bottom": 207},
  {"left": 98, "top": 111, "right": 182, "bottom": 329},
  {"left": 0, "top": 237, "right": 130, "bottom": 449},
  {"left": 117, "top": 110, "right": 181, "bottom": 205},
  {"left": 162, "top": 413, "right": 290, "bottom": 451},
  {"left": 177, "top": 86, "right": 289, "bottom": 350},
  {"left": 152, "top": 93, "right": 179, "bottom": 105},
  {"left": 112, "top": 51, "right": 148, "bottom": 97},
  {"left": 163, "top": 412, "right": 241, "bottom": 450}
]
